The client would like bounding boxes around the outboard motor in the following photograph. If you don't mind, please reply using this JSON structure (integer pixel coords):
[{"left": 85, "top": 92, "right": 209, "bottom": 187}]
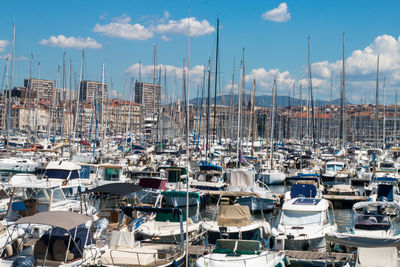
[
  {"left": 94, "top": 217, "right": 109, "bottom": 239},
  {"left": 12, "top": 255, "right": 35, "bottom": 267}
]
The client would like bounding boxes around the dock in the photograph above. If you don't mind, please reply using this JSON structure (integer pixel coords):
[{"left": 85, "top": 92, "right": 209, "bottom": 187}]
[
  {"left": 285, "top": 250, "right": 353, "bottom": 266},
  {"left": 187, "top": 245, "right": 353, "bottom": 266},
  {"left": 323, "top": 194, "right": 367, "bottom": 208}
]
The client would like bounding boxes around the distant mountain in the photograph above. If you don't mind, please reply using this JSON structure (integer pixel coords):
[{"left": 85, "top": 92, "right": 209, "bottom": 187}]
[{"left": 189, "top": 94, "right": 350, "bottom": 107}]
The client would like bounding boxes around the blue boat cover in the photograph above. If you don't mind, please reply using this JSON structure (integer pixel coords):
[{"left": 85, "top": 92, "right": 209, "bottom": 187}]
[
  {"left": 199, "top": 164, "right": 222, "bottom": 172},
  {"left": 290, "top": 184, "right": 317, "bottom": 198},
  {"left": 377, "top": 184, "right": 394, "bottom": 201}
]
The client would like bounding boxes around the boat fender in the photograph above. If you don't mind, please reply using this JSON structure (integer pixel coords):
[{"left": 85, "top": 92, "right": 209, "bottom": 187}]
[
  {"left": 94, "top": 218, "right": 109, "bottom": 239},
  {"left": 269, "top": 236, "right": 275, "bottom": 250},
  {"left": 302, "top": 241, "right": 310, "bottom": 251},
  {"left": 11, "top": 255, "right": 35, "bottom": 267}
]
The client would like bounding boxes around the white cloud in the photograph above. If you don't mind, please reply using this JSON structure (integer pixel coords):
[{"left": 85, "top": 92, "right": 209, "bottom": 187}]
[
  {"left": 153, "top": 17, "right": 215, "bottom": 37},
  {"left": 125, "top": 63, "right": 205, "bottom": 91},
  {"left": 245, "top": 68, "right": 296, "bottom": 94},
  {"left": 163, "top": 11, "right": 170, "bottom": 20},
  {"left": 112, "top": 14, "right": 131, "bottom": 24},
  {"left": 39, "top": 35, "right": 102, "bottom": 49},
  {"left": 0, "top": 54, "right": 27, "bottom": 61},
  {"left": 161, "top": 35, "right": 171, "bottom": 42},
  {"left": 262, "top": 2, "right": 291, "bottom": 22},
  {"left": 93, "top": 15, "right": 154, "bottom": 40},
  {"left": 0, "top": 40, "right": 9, "bottom": 52},
  {"left": 99, "top": 12, "right": 108, "bottom": 20}
]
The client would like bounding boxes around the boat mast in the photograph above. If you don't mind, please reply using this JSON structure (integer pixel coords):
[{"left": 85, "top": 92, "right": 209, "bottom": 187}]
[
  {"left": 6, "top": 24, "right": 16, "bottom": 150},
  {"left": 269, "top": 79, "right": 276, "bottom": 169},
  {"left": 375, "top": 55, "right": 379, "bottom": 150},
  {"left": 395, "top": 89, "right": 398, "bottom": 144},
  {"left": 236, "top": 60, "right": 243, "bottom": 167},
  {"left": 307, "top": 36, "right": 316, "bottom": 148},
  {"left": 383, "top": 77, "right": 386, "bottom": 148},
  {"left": 205, "top": 59, "right": 211, "bottom": 162},
  {"left": 35, "top": 63, "right": 40, "bottom": 142},
  {"left": 212, "top": 19, "right": 219, "bottom": 145},
  {"left": 340, "top": 33, "right": 346, "bottom": 149},
  {"left": 251, "top": 80, "right": 256, "bottom": 157},
  {"left": 73, "top": 50, "right": 84, "bottom": 144}
]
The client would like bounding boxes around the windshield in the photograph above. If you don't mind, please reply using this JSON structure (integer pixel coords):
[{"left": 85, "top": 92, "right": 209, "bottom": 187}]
[
  {"left": 282, "top": 210, "right": 321, "bottom": 226},
  {"left": 52, "top": 188, "right": 66, "bottom": 203},
  {"left": 44, "top": 169, "right": 70, "bottom": 179},
  {"left": 380, "top": 163, "right": 394, "bottom": 168}
]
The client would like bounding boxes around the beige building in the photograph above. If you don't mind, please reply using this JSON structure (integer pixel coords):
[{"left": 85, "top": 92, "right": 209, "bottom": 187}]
[
  {"left": 79, "top": 80, "right": 108, "bottom": 103},
  {"left": 24, "top": 78, "right": 55, "bottom": 103},
  {"left": 134, "top": 81, "right": 161, "bottom": 116}
]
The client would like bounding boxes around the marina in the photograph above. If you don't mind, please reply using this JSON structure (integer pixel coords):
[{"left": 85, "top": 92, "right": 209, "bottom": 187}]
[{"left": 2, "top": 1, "right": 400, "bottom": 266}]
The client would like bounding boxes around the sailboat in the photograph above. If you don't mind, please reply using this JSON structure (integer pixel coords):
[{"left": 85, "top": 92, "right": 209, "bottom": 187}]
[{"left": 258, "top": 79, "right": 286, "bottom": 185}]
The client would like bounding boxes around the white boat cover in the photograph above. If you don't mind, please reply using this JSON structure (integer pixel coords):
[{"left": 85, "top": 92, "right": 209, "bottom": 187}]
[
  {"left": 109, "top": 231, "right": 135, "bottom": 249},
  {"left": 229, "top": 169, "right": 254, "bottom": 188},
  {"left": 325, "top": 233, "right": 400, "bottom": 248},
  {"left": 356, "top": 247, "right": 397, "bottom": 267},
  {"left": 217, "top": 204, "right": 252, "bottom": 227}
]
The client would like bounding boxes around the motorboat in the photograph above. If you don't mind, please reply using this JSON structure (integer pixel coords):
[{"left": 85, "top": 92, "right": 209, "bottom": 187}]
[
  {"left": 195, "top": 239, "right": 287, "bottom": 267},
  {"left": 0, "top": 211, "right": 105, "bottom": 266},
  {"left": 190, "top": 164, "right": 226, "bottom": 191},
  {"left": 271, "top": 197, "right": 337, "bottom": 251},
  {"left": 284, "top": 174, "right": 324, "bottom": 201},
  {"left": 225, "top": 168, "right": 279, "bottom": 211},
  {"left": 201, "top": 203, "right": 270, "bottom": 245},
  {"left": 135, "top": 191, "right": 203, "bottom": 244},
  {"left": 100, "top": 206, "right": 186, "bottom": 267}
]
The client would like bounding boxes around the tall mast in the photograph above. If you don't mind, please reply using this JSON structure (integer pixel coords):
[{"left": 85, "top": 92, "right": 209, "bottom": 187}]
[
  {"left": 6, "top": 24, "right": 16, "bottom": 149},
  {"left": 100, "top": 61, "right": 105, "bottom": 157},
  {"left": 185, "top": 11, "right": 190, "bottom": 267},
  {"left": 269, "top": 79, "right": 276, "bottom": 169},
  {"left": 383, "top": 77, "right": 386, "bottom": 148},
  {"left": 212, "top": 19, "right": 219, "bottom": 144},
  {"left": 35, "top": 63, "right": 40, "bottom": 141},
  {"left": 229, "top": 58, "right": 235, "bottom": 140},
  {"left": 4, "top": 58, "right": 9, "bottom": 149},
  {"left": 73, "top": 50, "right": 84, "bottom": 142},
  {"left": 375, "top": 55, "right": 380, "bottom": 149},
  {"left": 206, "top": 59, "right": 211, "bottom": 163},
  {"left": 307, "top": 36, "right": 315, "bottom": 148},
  {"left": 236, "top": 60, "right": 243, "bottom": 167},
  {"left": 395, "top": 89, "right": 398, "bottom": 144},
  {"left": 251, "top": 80, "right": 256, "bottom": 157},
  {"left": 340, "top": 33, "right": 346, "bottom": 149}
]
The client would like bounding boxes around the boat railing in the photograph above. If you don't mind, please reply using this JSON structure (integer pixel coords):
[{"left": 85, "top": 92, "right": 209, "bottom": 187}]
[{"left": 108, "top": 248, "right": 182, "bottom": 266}]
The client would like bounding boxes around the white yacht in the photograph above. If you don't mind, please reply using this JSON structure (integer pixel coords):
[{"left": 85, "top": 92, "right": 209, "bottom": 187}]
[
  {"left": 190, "top": 164, "right": 226, "bottom": 191},
  {"left": 226, "top": 168, "right": 279, "bottom": 211},
  {"left": 201, "top": 204, "right": 270, "bottom": 245},
  {"left": 322, "top": 161, "right": 345, "bottom": 181},
  {"left": 195, "top": 239, "right": 287, "bottom": 267},
  {"left": 271, "top": 197, "right": 337, "bottom": 251}
]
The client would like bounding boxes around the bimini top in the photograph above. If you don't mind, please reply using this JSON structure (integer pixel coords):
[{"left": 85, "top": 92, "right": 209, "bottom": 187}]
[
  {"left": 283, "top": 197, "right": 328, "bottom": 212},
  {"left": 373, "top": 177, "right": 398, "bottom": 183},
  {"left": 199, "top": 164, "right": 222, "bottom": 172},
  {"left": 161, "top": 191, "right": 201, "bottom": 203},
  {"left": 46, "top": 160, "right": 81, "bottom": 171},
  {"left": 353, "top": 201, "right": 400, "bottom": 211},
  {"left": 82, "top": 183, "right": 143, "bottom": 196},
  {"left": 325, "top": 233, "right": 400, "bottom": 248},
  {"left": 15, "top": 211, "right": 91, "bottom": 230}
]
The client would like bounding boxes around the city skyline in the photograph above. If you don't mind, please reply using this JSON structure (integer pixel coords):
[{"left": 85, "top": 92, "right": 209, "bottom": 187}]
[{"left": 1, "top": 1, "right": 400, "bottom": 105}]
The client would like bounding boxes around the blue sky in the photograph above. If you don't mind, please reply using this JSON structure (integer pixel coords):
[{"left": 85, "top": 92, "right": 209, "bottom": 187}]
[{"left": 1, "top": 0, "right": 400, "bottom": 104}]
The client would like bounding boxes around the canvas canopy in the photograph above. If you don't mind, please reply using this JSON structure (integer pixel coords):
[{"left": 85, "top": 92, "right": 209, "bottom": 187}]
[
  {"left": 82, "top": 183, "right": 143, "bottom": 196},
  {"left": 356, "top": 247, "right": 397, "bottom": 267},
  {"left": 15, "top": 211, "right": 92, "bottom": 230},
  {"left": 217, "top": 204, "right": 252, "bottom": 227},
  {"left": 325, "top": 233, "right": 400, "bottom": 248},
  {"left": 353, "top": 201, "right": 400, "bottom": 211},
  {"left": 228, "top": 169, "right": 255, "bottom": 188}
]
